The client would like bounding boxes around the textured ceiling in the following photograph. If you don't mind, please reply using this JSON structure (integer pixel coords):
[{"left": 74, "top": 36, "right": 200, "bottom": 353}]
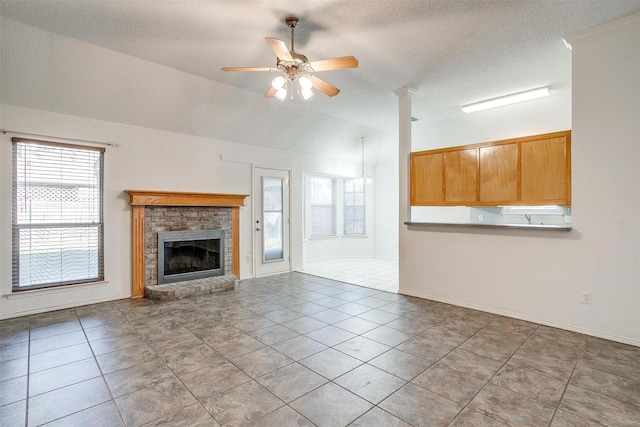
[{"left": 1, "top": 0, "right": 639, "bottom": 161}]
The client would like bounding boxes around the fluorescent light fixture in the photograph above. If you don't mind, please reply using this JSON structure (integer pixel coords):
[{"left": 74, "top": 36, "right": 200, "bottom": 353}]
[{"left": 462, "top": 87, "right": 551, "bottom": 113}]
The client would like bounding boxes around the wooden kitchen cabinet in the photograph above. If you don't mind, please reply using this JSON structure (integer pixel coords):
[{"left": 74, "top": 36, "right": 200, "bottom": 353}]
[
  {"left": 411, "top": 151, "right": 443, "bottom": 204},
  {"left": 520, "top": 135, "right": 570, "bottom": 204},
  {"left": 410, "top": 130, "right": 571, "bottom": 206},
  {"left": 479, "top": 143, "right": 518, "bottom": 203},
  {"left": 445, "top": 148, "right": 477, "bottom": 203}
]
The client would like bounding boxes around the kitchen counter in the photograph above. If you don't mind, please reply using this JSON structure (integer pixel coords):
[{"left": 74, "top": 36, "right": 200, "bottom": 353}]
[{"left": 404, "top": 222, "right": 572, "bottom": 231}]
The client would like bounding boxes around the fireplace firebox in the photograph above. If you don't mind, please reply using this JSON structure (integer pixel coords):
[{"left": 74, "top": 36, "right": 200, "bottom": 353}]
[{"left": 157, "top": 230, "right": 225, "bottom": 284}]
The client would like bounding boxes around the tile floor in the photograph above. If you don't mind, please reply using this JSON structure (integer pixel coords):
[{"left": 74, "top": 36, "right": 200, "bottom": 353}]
[
  {"left": 300, "top": 257, "right": 399, "bottom": 293},
  {"left": 1, "top": 272, "right": 639, "bottom": 426}
]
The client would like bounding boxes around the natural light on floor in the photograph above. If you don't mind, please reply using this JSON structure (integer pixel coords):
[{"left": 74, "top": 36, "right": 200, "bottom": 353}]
[{"left": 300, "top": 257, "right": 399, "bottom": 293}]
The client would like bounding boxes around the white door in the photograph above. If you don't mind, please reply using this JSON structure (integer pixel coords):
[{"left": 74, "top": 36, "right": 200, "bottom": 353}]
[{"left": 254, "top": 168, "right": 290, "bottom": 276}]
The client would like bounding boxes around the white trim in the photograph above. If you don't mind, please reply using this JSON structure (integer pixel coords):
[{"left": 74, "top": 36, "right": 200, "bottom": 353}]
[
  {"left": 0, "top": 288, "right": 129, "bottom": 320},
  {"left": 5, "top": 280, "right": 109, "bottom": 299},
  {"left": 398, "top": 287, "right": 640, "bottom": 348},
  {"left": 565, "top": 13, "right": 640, "bottom": 48},
  {"left": 308, "top": 235, "right": 339, "bottom": 240}
]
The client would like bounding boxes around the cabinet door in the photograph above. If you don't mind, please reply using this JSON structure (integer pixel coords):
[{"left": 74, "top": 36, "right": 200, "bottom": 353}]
[
  {"left": 521, "top": 136, "right": 569, "bottom": 204},
  {"left": 445, "top": 148, "right": 477, "bottom": 203},
  {"left": 411, "top": 152, "right": 443, "bottom": 204},
  {"left": 479, "top": 143, "right": 518, "bottom": 203}
]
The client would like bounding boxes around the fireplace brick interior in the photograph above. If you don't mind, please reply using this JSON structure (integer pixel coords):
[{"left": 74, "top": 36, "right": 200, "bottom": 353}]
[{"left": 143, "top": 206, "right": 232, "bottom": 287}]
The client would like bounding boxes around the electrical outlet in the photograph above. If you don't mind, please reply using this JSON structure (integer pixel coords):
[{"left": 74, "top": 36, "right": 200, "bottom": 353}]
[
  {"left": 478, "top": 214, "right": 484, "bottom": 222},
  {"left": 582, "top": 292, "right": 591, "bottom": 304},
  {"left": 245, "top": 255, "right": 251, "bottom": 262}
]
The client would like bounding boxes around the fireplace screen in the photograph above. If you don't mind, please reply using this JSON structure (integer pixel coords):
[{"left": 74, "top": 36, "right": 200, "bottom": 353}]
[{"left": 157, "top": 230, "right": 224, "bottom": 284}]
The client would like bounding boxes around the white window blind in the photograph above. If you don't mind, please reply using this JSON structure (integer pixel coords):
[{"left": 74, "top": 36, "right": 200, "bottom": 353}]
[
  {"left": 344, "top": 178, "right": 366, "bottom": 235},
  {"left": 12, "top": 138, "right": 104, "bottom": 290},
  {"left": 310, "top": 177, "right": 336, "bottom": 237}
]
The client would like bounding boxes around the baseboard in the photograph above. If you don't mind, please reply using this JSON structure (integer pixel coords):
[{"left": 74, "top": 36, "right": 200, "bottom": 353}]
[
  {"left": 0, "top": 293, "right": 132, "bottom": 320},
  {"left": 399, "top": 288, "right": 640, "bottom": 348}
]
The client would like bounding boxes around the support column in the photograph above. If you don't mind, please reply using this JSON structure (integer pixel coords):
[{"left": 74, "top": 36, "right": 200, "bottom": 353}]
[
  {"left": 394, "top": 87, "right": 416, "bottom": 223},
  {"left": 394, "top": 87, "right": 415, "bottom": 294}
]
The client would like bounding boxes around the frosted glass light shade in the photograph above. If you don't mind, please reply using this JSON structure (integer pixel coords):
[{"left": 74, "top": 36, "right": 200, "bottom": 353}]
[
  {"left": 299, "top": 75, "right": 313, "bottom": 90},
  {"left": 301, "top": 88, "right": 314, "bottom": 100},
  {"left": 271, "top": 76, "right": 286, "bottom": 90},
  {"left": 275, "top": 86, "right": 287, "bottom": 101},
  {"left": 462, "top": 88, "right": 550, "bottom": 113}
]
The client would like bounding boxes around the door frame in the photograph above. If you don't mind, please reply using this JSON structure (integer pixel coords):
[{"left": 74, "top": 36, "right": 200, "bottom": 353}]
[{"left": 253, "top": 166, "right": 292, "bottom": 277}]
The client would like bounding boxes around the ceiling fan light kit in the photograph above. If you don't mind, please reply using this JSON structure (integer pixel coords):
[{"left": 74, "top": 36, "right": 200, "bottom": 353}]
[{"left": 222, "top": 17, "right": 358, "bottom": 101}]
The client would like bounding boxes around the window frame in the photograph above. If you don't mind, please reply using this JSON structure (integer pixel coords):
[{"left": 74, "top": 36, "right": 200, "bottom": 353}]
[
  {"left": 343, "top": 178, "right": 366, "bottom": 236},
  {"left": 11, "top": 137, "right": 105, "bottom": 291},
  {"left": 309, "top": 176, "right": 337, "bottom": 238}
]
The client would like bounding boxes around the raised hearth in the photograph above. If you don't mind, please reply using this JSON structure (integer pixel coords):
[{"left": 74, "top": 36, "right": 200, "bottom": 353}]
[{"left": 145, "top": 274, "right": 238, "bottom": 301}]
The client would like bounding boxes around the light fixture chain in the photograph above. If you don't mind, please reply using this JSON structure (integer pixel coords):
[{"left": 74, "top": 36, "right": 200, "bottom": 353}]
[{"left": 361, "top": 137, "right": 365, "bottom": 177}]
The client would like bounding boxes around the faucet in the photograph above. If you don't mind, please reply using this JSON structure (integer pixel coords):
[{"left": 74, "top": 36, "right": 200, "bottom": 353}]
[{"left": 524, "top": 213, "right": 531, "bottom": 224}]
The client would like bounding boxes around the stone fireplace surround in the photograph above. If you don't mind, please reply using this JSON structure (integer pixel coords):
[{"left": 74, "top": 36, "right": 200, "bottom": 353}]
[
  {"left": 147, "top": 208, "right": 231, "bottom": 286},
  {"left": 125, "top": 190, "right": 248, "bottom": 299}
]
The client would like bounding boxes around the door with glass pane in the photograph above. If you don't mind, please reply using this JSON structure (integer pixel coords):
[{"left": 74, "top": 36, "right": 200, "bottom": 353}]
[{"left": 254, "top": 168, "right": 290, "bottom": 276}]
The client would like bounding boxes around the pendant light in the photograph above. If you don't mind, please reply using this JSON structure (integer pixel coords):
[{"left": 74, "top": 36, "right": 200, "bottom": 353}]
[{"left": 355, "top": 137, "right": 372, "bottom": 184}]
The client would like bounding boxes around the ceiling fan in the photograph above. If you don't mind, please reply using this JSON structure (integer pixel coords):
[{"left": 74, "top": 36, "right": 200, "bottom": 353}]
[{"left": 221, "top": 17, "right": 358, "bottom": 100}]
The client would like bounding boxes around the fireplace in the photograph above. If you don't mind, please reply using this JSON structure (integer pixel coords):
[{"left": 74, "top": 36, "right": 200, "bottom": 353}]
[
  {"left": 125, "top": 190, "right": 248, "bottom": 298},
  {"left": 158, "top": 230, "right": 224, "bottom": 284}
]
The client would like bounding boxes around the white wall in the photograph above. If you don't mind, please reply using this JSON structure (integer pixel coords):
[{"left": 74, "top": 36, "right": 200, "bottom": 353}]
[
  {"left": 0, "top": 17, "right": 382, "bottom": 318},
  {"left": 0, "top": 104, "right": 372, "bottom": 319},
  {"left": 399, "top": 14, "right": 640, "bottom": 345}
]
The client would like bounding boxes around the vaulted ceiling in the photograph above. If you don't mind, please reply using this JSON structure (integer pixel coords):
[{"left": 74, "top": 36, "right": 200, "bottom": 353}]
[{"left": 1, "top": 0, "right": 638, "bottom": 161}]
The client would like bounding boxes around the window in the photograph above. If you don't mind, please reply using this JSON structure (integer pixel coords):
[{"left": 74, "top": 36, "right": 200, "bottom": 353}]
[
  {"left": 344, "top": 178, "right": 365, "bottom": 235},
  {"left": 12, "top": 138, "right": 104, "bottom": 290},
  {"left": 501, "top": 205, "right": 565, "bottom": 215},
  {"left": 310, "top": 176, "right": 336, "bottom": 237},
  {"left": 262, "top": 177, "right": 284, "bottom": 261}
]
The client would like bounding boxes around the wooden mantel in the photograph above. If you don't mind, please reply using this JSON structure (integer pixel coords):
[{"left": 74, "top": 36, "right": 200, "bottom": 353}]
[{"left": 125, "top": 190, "right": 249, "bottom": 298}]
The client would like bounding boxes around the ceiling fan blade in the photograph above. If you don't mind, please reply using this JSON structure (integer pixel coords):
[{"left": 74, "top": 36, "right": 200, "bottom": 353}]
[
  {"left": 309, "top": 56, "right": 358, "bottom": 72},
  {"left": 265, "top": 37, "right": 294, "bottom": 62},
  {"left": 309, "top": 75, "right": 340, "bottom": 97},
  {"left": 264, "top": 87, "right": 276, "bottom": 98},
  {"left": 221, "top": 67, "right": 273, "bottom": 72}
]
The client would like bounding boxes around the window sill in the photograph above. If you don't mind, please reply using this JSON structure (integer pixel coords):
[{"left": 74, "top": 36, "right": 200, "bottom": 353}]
[
  {"left": 342, "top": 235, "right": 369, "bottom": 238},
  {"left": 5, "top": 280, "right": 109, "bottom": 299},
  {"left": 309, "top": 235, "right": 339, "bottom": 240}
]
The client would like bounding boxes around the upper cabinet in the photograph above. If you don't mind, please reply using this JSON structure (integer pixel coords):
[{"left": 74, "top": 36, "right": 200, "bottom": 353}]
[
  {"left": 410, "top": 130, "right": 571, "bottom": 206},
  {"left": 479, "top": 143, "right": 518, "bottom": 203},
  {"left": 520, "top": 135, "right": 571, "bottom": 205},
  {"left": 411, "top": 152, "right": 443, "bottom": 204},
  {"left": 445, "top": 148, "right": 477, "bottom": 203}
]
